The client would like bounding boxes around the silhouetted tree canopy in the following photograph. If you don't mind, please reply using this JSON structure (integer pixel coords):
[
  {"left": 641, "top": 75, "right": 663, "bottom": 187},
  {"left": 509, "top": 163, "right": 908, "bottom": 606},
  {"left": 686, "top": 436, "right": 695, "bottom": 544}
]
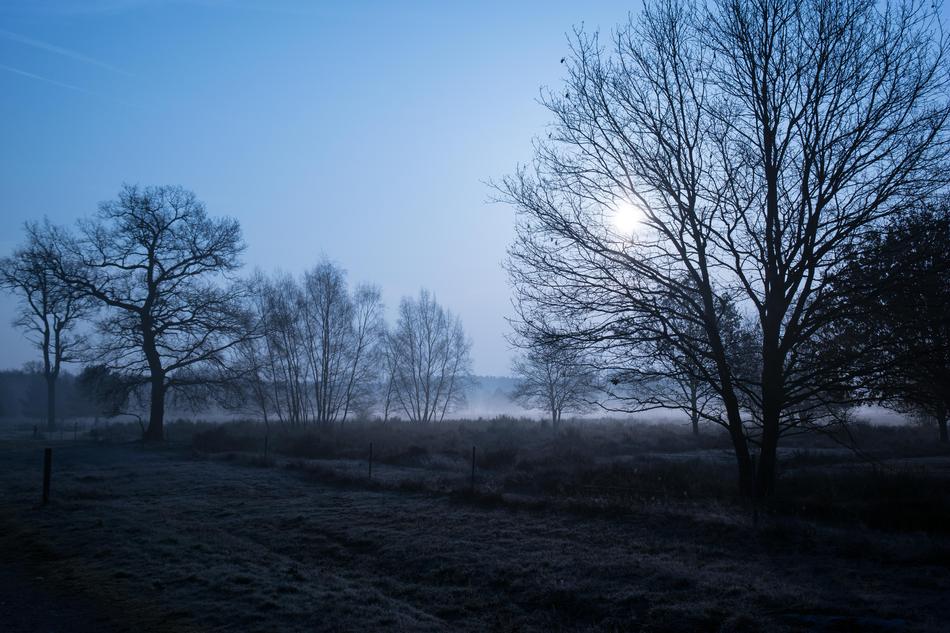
[
  {"left": 834, "top": 200, "right": 950, "bottom": 442},
  {"left": 502, "top": 0, "right": 950, "bottom": 496},
  {"left": 42, "top": 184, "right": 249, "bottom": 441}
]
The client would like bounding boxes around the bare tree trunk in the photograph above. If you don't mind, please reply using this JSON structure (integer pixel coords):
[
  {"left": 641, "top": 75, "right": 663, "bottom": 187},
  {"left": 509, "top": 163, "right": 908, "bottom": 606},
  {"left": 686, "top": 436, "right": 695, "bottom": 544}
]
[
  {"left": 727, "top": 422, "right": 754, "bottom": 497},
  {"left": 145, "top": 375, "right": 165, "bottom": 442},
  {"left": 706, "top": 295, "right": 754, "bottom": 497},
  {"left": 383, "top": 379, "right": 393, "bottom": 422},
  {"left": 719, "top": 377, "right": 753, "bottom": 497},
  {"left": 755, "top": 379, "right": 783, "bottom": 498},
  {"left": 689, "top": 380, "right": 699, "bottom": 436},
  {"left": 757, "top": 310, "right": 785, "bottom": 498},
  {"left": 45, "top": 373, "right": 56, "bottom": 433},
  {"left": 142, "top": 313, "right": 166, "bottom": 441}
]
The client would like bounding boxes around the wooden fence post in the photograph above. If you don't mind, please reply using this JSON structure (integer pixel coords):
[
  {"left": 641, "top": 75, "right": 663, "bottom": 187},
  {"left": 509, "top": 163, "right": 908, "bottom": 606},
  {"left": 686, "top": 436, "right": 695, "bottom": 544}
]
[
  {"left": 470, "top": 445, "right": 476, "bottom": 492},
  {"left": 751, "top": 454, "right": 758, "bottom": 527},
  {"left": 42, "top": 448, "right": 52, "bottom": 505}
]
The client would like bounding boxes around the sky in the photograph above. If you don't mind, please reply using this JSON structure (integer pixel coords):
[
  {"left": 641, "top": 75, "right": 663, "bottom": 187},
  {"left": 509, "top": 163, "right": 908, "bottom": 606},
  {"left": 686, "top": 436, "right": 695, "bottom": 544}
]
[{"left": 0, "top": 0, "right": 639, "bottom": 376}]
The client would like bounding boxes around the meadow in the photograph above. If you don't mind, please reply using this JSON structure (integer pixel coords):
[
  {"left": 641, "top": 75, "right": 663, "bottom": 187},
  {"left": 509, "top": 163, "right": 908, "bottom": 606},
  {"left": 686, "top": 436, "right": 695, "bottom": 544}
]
[{"left": 1, "top": 418, "right": 948, "bottom": 632}]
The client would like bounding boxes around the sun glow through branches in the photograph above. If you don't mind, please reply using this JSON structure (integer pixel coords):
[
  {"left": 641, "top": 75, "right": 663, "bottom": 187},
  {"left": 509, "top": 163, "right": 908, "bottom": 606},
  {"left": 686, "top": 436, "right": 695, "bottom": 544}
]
[{"left": 609, "top": 199, "right": 646, "bottom": 237}]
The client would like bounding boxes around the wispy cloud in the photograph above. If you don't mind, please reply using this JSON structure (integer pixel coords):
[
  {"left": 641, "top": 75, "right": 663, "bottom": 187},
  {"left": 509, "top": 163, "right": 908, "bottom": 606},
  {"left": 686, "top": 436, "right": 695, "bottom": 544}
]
[
  {"left": 0, "top": 0, "right": 222, "bottom": 17},
  {"left": 0, "top": 63, "right": 94, "bottom": 94},
  {"left": 0, "top": 28, "right": 132, "bottom": 76}
]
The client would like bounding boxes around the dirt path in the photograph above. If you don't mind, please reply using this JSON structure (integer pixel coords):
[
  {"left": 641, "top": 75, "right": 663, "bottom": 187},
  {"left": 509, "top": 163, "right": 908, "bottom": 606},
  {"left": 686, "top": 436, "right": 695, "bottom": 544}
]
[{"left": 0, "top": 442, "right": 947, "bottom": 632}]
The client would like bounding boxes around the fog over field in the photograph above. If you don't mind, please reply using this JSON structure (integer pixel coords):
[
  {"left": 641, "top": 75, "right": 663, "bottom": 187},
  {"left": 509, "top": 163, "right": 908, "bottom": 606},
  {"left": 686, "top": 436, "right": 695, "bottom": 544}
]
[{"left": 2, "top": 0, "right": 950, "bottom": 631}]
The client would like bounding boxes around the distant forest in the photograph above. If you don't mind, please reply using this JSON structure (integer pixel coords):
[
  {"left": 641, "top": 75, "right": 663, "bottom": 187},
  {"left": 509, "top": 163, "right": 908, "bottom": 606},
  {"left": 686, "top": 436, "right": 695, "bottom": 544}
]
[
  {"left": 0, "top": 369, "right": 523, "bottom": 424},
  {"left": 0, "top": 369, "right": 95, "bottom": 422}
]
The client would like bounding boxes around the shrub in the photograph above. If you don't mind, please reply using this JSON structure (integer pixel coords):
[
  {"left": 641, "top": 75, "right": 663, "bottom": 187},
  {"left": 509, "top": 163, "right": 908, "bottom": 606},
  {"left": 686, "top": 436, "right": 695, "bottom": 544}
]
[{"left": 192, "top": 426, "right": 262, "bottom": 453}]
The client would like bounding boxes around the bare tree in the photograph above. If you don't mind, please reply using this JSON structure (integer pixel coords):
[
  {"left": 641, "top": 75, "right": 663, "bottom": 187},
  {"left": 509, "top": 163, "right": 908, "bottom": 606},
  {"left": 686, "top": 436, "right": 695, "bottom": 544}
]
[
  {"left": 302, "top": 261, "right": 353, "bottom": 424},
  {"left": 510, "top": 334, "right": 598, "bottom": 426},
  {"left": 380, "top": 329, "right": 399, "bottom": 421},
  {"left": 260, "top": 272, "right": 311, "bottom": 426},
  {"left": 241, "top": 267, "right": 384, "bottom": 426},
  {"left": 228, "top": 336, "right": 274, "bottom": 423},
  {"left": 385, "top": 289, "right": 472, "bottom": 422},
  {"left": 340, "top": 283, "right": 385, "bottom": 421},
  {"left": 502, "top": 0, "right": 949, "bottom": 496},
  {"left": 223, "top": 274, "right": 275, "bottom": 425},
  {"left": 300, "top": 261, "right": 384, "bottom": 424},
  {"left": 1, "top": 221, "right": 90, "bottom": 431},
  {"left": 43, "top": 185, "right": 248, "bottom": 441}
]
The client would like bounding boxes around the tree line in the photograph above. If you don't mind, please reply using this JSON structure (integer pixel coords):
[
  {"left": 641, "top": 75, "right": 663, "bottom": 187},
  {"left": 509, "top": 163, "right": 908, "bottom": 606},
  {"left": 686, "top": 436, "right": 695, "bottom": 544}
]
[
  {"left": 0, "top": 369, "right": 98, "bottom": 422},
  {"left": 1, "top": 185, "right": 473, "bottom": 439}
]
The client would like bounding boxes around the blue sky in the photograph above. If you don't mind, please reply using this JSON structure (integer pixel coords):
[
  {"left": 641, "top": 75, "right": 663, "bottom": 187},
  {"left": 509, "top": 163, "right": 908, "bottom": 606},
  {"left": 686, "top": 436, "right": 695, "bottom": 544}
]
[{"left": 0, "top": 0, "right": 639, "bottom": 375}]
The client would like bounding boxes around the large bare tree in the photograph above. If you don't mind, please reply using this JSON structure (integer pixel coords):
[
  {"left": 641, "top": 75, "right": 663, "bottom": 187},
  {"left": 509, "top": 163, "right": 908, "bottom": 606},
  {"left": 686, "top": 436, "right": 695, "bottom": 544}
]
[
  {"left": 1, "top": 221, "right": 90, "bottom": 431},
  {"left": 44, "top": 185, "right": 248, "bottom": 441},
  {"left": 503, "top": 0, "right": 949, "bottom": 496}
]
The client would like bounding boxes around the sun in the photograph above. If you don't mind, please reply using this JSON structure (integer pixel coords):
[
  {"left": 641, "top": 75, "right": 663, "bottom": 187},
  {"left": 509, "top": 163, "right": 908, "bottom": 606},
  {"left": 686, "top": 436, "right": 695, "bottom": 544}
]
[{"left": 609, "top": 199, "right": 646, "bottom": 236}]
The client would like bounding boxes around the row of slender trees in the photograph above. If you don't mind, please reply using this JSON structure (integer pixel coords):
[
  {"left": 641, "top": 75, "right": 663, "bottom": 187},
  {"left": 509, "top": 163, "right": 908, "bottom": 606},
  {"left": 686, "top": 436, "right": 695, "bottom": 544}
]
[
  {"left": 1, "top": 185, "right": 473, "bottom": 439},
  {"left": 233, "top": 266, "right": 386, "bottom": 426},
  {"left": 233, "top": 269, "right": 471, "bottom": 427},
  {"left": 502, "top": 0, "right": 950, "bottom": 497}
]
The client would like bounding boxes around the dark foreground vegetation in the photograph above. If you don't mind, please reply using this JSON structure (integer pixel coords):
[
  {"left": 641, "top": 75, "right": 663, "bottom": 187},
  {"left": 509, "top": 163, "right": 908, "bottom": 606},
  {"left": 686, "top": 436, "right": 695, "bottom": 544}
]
[
  {"left": 187, "top": 418, "right": 950, "bottom": 535},
  {"left": 2, "top": 419, "right": 949, "bottom": 632}
]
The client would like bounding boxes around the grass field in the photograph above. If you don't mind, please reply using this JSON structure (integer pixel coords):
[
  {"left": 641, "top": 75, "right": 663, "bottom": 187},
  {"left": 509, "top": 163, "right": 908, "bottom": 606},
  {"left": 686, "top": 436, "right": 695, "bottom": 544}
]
[{"left": 1, "top": 419, "right": 949, "bottom": 631}]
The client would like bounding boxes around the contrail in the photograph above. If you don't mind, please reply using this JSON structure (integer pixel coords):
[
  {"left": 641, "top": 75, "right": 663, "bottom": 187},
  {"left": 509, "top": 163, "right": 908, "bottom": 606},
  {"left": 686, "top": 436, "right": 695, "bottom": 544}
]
[
  {"left": 0, "top": 63, "right": 94, "bottom": 94},
  {"left": 0, "top": 28, "right": 132, "bottom": 77}
]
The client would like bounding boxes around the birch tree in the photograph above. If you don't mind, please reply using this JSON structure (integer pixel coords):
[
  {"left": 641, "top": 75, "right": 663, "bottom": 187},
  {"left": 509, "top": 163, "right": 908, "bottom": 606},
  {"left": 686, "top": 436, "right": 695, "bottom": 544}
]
[{"left": 386, "top": 290, "right": 472, "bottom": 422}]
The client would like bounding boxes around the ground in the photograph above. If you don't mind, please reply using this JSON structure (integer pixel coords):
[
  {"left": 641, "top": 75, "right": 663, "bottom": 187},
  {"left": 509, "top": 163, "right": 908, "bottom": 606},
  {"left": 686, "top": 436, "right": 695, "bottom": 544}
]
[{"left": 0, "top": 433, "right": 948, "bottom": 632}]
